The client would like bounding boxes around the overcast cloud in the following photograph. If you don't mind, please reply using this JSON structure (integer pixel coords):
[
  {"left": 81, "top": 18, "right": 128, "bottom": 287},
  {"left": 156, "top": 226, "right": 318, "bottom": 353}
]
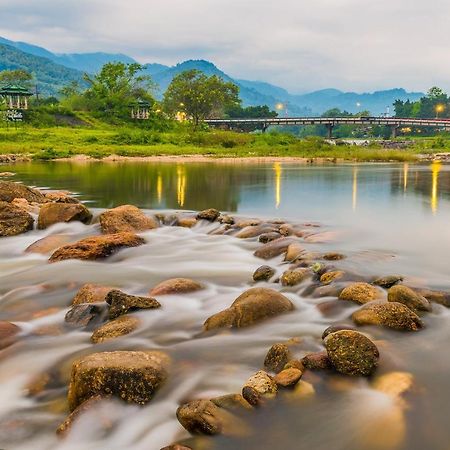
[{"left": 0, "top": 0, "right": 449, "bottom": 93}]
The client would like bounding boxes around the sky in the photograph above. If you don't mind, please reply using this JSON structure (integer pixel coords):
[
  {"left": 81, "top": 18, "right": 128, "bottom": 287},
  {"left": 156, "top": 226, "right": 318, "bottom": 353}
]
[{"left": 0, "top": 0, "right": 449, "bottom": 94}]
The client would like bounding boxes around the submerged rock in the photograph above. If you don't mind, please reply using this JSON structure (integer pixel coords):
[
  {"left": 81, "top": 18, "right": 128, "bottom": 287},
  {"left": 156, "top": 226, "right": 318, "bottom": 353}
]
[
  {"left": 264, "top": 343, "right": 291, "bottom": 373},
  {"left": 49, "top": 232, "right": 145, "bottom": 262},
  {"left": 322, "top": 252, "right": 346, "bottom": 261},
  {"left": 178, "top": 217, "right": 197, "bottom": 228},
  {"left": 387, "top": 285, "right": 432, "bottom": 312},
  {"left": 91, "top": 315, "right": 141, "bottom": 343},
  {"left": 0, "top": 201, "right": 34, "bottom": 237},
  {"left": 352, "top": 302, "right": 424, "bottom": 331},
  {"left": 253, "top": 265, "right": 276, "bottom": 282},
  {"left": 204, "top": 287, "right": 294, "bottom": 331},
  {"left": 72, "top": 284, "right": 116, "bottom": 305},
  {"left": 280, "top": 268, "right": 310, "bottom": 287},
  {"left": 301, "top": 351, "right": 332, "bottom": 370},
  {"left": 324, "top": 330, "right": 379, "bottom": 376},
  {"left": 339, "top": 282, "right": 383, "bottom": 305},
  {"left": 65, "top": 304, "right": 109, "bottom": 329},
  {"left": 242, "top": 371, "right": 277, "bottom": 406},
  {"left": 0, "top": 180, "right": 46, "bottom": 203},
  {"left": 373, "top": 275, "right": 403, "bottom": 289},
  {"left": 150, "top": 278, "right": 204, "bottom": 296},
  {"left": 25, "top": 234, "right": 72, "bottom": 254},
  {"left": 106, "top": 290, "right": 161, "bottom": 319},
  {"left": 259, "top": 232, "right": 282, "bottom": 243},
  {"left": 37, "top": 203, "right": 92, "bottom": 229},
  {"left": 210, "top": 394, "right": 252, "bottom": 411},
  {"left": 68, "top": 351, "right": 170, "bottom": 411},
  {"left": 254, "top": 237, "right": 295, "bottom": 260},
  {"left": 0, "top": 321, "right": 20, "bottom": 350},
  {"left": 416, "top": 288, "right": 450, "bottom": 307},
  {"left": 99, "top": 205, "right": 158, "bottom": 234},
  {"left": 196, "top": 209, "right": 220, "bottom": 222}
]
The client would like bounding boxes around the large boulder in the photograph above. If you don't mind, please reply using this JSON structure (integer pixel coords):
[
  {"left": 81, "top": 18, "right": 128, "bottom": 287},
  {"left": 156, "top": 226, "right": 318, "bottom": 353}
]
[
  {"left": 0, "top": 201, "right": 34, "bottom": 237},
  {"left": 0, "top": 180, "right": 46, "bottom": 203},
  {"left": 254, "top": 237, "right": 296, "bottom": 260},
  {"left": 99, "top": 205, "right": 158, "bottom": 234},
  {"left": 37, "top": 203, "right": 92, "bottom": 229},
  {"left": 72, "top": 284, "right": 115, "bottom": 305},
  {"left": 339, "top": 282, "right": 383, "bottom": 305},
  {"left": 203, "top": 288, "right": 295, "bottom": 331},
  {"left": 387, "top": 285, "right": 432, "bottom": 312},
  {"left": 49, "top": 232, "right": 145, "bottom": 262},
  {"left": 352, "top": 301, "right": 424, "bottom": 331},
  {"left": 324, "top": 330, "right": 379, "bottom": 376},
  {"left": 68, "top": 351, "right": 170, "bottom": 411},
  {"left": 150, "top": 278, "right": 204, "bottom": 296},
  {"left": 91, "top": 315, "right": 141, "bottom": 343},
  {"left": 106, "top": 290, "right": 161, "bottom": 319}
]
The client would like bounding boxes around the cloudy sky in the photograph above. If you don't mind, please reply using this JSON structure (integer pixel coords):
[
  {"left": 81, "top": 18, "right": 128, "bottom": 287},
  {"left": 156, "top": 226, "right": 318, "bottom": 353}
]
[{"left": 0, "top": 0, "right": 449, "bottom": 93}]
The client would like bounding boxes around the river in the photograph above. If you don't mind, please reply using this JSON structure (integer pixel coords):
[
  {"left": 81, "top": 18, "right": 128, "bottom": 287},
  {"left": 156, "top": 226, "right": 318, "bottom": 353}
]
[{"left": 0, "top": 160, "right": 449, "bottom": 450}]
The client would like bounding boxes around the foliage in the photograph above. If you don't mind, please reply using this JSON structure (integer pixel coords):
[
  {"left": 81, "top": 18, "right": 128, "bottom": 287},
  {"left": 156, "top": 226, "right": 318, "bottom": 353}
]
[
  {"left": 0, "top": 69, "right": 33, "bottom": 88},
  {"left": 163, "top": 69, "right": 240, "bottom": 126}
]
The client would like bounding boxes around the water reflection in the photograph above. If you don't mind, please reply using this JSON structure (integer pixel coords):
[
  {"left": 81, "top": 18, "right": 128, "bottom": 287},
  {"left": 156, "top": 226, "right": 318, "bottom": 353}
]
[
  {"left": 431, "top": 161, "right": 441, "bottom": 215},
  {"left": 274, "top": 162, "right": 282, "bottom": 209},
  {"left": 352, "top": 166, "right": 358, "bottom": 211},
  {"left": 403, "top": 163, "right": 409, "bottom": 192}
]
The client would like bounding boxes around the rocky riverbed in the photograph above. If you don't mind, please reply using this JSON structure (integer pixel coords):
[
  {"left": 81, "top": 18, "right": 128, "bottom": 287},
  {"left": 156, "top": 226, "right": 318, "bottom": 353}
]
[{"left": 0, "top": 179, "right": 449, "bottom": 450}]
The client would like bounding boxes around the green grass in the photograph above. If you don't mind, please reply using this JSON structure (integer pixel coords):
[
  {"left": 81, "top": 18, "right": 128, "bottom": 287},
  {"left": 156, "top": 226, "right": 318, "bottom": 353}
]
[{"left": 0, "top": 124, "right": 446, "bottom": 162}]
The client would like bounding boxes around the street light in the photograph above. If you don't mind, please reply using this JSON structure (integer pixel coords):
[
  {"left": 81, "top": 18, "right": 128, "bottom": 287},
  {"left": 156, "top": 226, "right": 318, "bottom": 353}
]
[{"left": 435, "top": 104, "right": 445, "bottom": 118}]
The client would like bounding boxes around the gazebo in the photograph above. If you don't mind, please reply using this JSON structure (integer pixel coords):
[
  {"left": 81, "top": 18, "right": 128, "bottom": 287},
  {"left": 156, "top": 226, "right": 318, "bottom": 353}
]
[
  {"left": 130, "top": 99, "right": 151, "bottom": 120},
  {"left": 0, "top": 84, "right": 33, "bottom": 110}
]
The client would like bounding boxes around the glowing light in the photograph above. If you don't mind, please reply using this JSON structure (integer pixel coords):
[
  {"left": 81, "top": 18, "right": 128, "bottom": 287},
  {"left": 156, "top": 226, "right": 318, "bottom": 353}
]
[
  {"left": 157, "top": 174, "right": 162, "bottom": 204},
  {"left": 435, "top": 104, "right": 445, "bottom": 114},
  {"left": 431, "top": 161, "right": 441, "bottom": 215},
  {"left": 276, "top": 103, "right": 284, "bottom": 111},
  {"left": 176, "top": 111, "right": 187, "bottom": 122},
  {"left": 352, "top": 166, "right": 358, "bottom": 211},
  {"left": 177, "top": 165, "right": 186, "bottom": 207},
  {"left": 403, "top": 163, "right": 409, "bottom": 192},
  {"left": 274, "top": 162, "right": 282, "bottom": 209}
]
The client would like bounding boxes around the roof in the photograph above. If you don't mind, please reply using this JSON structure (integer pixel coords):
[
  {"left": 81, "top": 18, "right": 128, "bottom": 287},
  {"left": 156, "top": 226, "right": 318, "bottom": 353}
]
[{"left": 0, "top": 84, "right": 33, "bottom": 96}]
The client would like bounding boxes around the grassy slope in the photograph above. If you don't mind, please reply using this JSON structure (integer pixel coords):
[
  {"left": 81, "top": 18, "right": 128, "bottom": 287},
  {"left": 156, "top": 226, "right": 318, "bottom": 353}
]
[{"left": 0, "top": 124, "right": 445, "bottom": 162}]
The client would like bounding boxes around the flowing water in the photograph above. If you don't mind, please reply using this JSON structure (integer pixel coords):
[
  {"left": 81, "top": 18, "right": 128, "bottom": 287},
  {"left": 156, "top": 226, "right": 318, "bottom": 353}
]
[{"left": 0, "top": 160, "right": 450, "bottom": 450}]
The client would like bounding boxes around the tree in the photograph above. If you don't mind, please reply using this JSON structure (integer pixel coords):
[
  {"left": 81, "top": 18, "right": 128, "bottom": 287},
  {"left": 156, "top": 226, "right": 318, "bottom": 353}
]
[
  {"left": 0, "top": 69, "right": 33, "bottom": 88},
  {"left": 163, "top": 70, "right": 240, "bottom": 126}
]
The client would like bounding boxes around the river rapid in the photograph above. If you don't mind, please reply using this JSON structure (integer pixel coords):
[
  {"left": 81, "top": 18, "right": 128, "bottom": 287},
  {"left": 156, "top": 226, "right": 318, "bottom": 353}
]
[{"left": 1, "top": 161, "right": 450, "bottom": 450}]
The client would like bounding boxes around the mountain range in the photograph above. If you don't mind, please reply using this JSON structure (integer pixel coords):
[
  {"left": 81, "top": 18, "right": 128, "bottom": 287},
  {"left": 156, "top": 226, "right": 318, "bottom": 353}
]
[{"left": 0, "top": 36, "right": 424, "bottom": 115}]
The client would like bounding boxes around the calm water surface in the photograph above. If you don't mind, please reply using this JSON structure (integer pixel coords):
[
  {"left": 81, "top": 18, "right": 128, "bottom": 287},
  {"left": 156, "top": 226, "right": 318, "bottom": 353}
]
[{"left": 0, "top": 161, "right": 449, "bottom": 450}]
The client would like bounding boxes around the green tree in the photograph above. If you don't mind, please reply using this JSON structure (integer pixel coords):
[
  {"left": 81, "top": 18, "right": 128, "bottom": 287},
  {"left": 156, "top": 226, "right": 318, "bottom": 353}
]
[
  {"left": 163, "top": 70, "right": 240, "bottom": 127},
  {"left": 0, "top": 69, "right": 33, "bottom": 88}
]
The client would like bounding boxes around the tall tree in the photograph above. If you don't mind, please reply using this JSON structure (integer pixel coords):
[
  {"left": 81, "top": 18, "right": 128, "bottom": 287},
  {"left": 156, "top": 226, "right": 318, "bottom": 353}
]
[
  {"left": 163, "top": 70, "right": 240, "bottom": 126},
  {"left": 0, "top": 69, "right": 33, "bottom": 87}
]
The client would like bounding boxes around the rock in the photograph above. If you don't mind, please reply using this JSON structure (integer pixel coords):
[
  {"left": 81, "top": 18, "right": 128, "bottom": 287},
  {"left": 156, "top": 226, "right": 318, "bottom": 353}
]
[
  {"left": 0, "top": 172, "right": 15, "bottom": 177},
  {"left": 0, "top": 321, "right": 20, "bottom": 350},
  {"left": 324, "top": 330, "right": 379, "bottom": 376},
  {"left": 284, "top": 243, "right": 304, "bottom": 262},
  {"left": 292, "top": 381, "right": 315, "bottom": 399},
  {"left": 373, "top": 275, "right": 403, "bottom": 289},
  {"left": 0, "top": 201, "right": 34, "bottom": 237},
  {"left": 176, "top": 400, "right": 237, "bottom": 436},
  {"left": 253, "top": 265, "right": 276, "bottom": 282},
  {"left": 72, "top": 284, "right": 115, "bottom": 305},
  {"left": 301, "top": 351, "right": 332, "bottom": 370},
  {"left": 44, "top": 191, "right": 79, "bottom": 204},
  {"left": 254, "top": 237, "right": 296, "bottom": 260},
  {"left": 161, "top": 446, "right": 192, "bottom": 450},
  {"left": 372, "top": 372, "right": 414, "bottom": 402},
  {"left": 91, "top": 315, "right": 141, "bottom": 343},
  {"left": 203, "top": 288, "right": 295, "bottom": 331},
  {"left": 242, "top": 371, "right": 277, "bottom": 406},
  {"left": 264, "top": 343, "right": 291, "bottom": 373},
  {"left": 49, "top": 232, "right": 145, "bottom": 262},
  {"left": 196, "top": 209, "right": 220, "bottom": 222},
  {"left": 280, "top": 268, "right": 310, "bottom": 287},
  {"left": 320, "top": 271, "right": 345, "bottom": 285},
  {"left": 68, "top": 351, "right": 170, "bottom": 411},
  {"left": 416, "top": 288, "right": 450, "bottom": 307},
  {"left": 273, "top": 368, "right": 303, "bottom": 387},
  {"left": 278, "top": 224, "right": 295, "bottom": 236},
  {"left": 106, "top": 290, "right": 161, "bottom": 319},
  {"left": 323, "top": 252, "right": 346, "bottom": 261},
  {"left": 387, "top": 285, "right": 432, "bottom": 312},
  {"left": 210, "top": 394, "right": 252, "bottom": 411},
  {"left": 11, "top": 198, "right": 40, "bottom": 214},
  {"left": 65, "top": 304, "right": 109, "bottom": 328},
  {"left": 352, "top": 302, "right": 424, "bottom": 331},
  {"left": 219, "top": 215, "right": 235, "bottom": 225},
  {"left": 0, "top": 180, "right": 46, "bottom": 203},
  {"left": 284, "top": 359, "right": 305, "bottom": 371},
  {"left": 37, "top": 203, "right": 92, "bottom": 229},
  {"left": 235, "top": 225, "right": 276, "bottom": 239},
  {"left": 322, "top": 324, "right": 355, "bottom": 339},
  {"left": 259, "top": 232, "right": 282, "bottom": 243},
  {"left": 99, "top": 205, "right": 158, "bottom": 234},
  {"left": 150, "top": 278, "right": 204, "bottom": 296},
  {"left": 25, "top": 234, "right": 72, "bottom": 254},
  {"left": 178, "top": 217, "right": 197, "bottom": 228},
  {"left": 339, "top": 282, "right": 383, "bottom": 305}
]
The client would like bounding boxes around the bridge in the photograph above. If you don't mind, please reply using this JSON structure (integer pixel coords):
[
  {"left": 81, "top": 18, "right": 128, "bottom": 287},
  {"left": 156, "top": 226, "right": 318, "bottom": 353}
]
[{"left": 205, "top": 116, "right": 450, "bottom": 138}]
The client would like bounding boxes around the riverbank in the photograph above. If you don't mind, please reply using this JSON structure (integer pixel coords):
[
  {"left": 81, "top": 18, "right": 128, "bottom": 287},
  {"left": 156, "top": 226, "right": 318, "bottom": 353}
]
[{"left": 0, "top": 125, "right": 446, "bottom": 162}]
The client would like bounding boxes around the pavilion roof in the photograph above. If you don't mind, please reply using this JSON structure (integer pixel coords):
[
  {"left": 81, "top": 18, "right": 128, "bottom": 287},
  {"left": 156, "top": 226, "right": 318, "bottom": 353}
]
[{"left": 0, "top": 84, "right": 33, "bottom": 96}]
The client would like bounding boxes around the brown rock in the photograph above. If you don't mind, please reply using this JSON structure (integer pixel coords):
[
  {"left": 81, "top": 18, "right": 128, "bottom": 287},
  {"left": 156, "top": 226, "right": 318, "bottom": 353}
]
[
  {"left": 235, "top": 225, "right": 276, "bottom": 239},
  {"left": 0, "top": 201, "right": 34, "bottom": 237},
  {"left": 210, "top": 394, "right": 252, "bottom": 411},
  {"left": 387, "top": 285, "right": 432, "bottom": 312},
  {"left": 284, "top": 243, "right": 304, "bottom": 261},
  {"left": 320, "top": 271, "right": 345, "bottom": 285},
  {"left": 178, "top": 217, "right": 197, "bottom": 228},
  {"left": 373, "top": 275, "right": 403, "bottom": 289},
  {"left": 323, "top": 252, "right": 346, "bottom": 261},
  {"left": 99, "top": 205, "right": 158, "bottom": 234},
  {"left": 65, "top": 304, "right": 109, "bottom": 328},
  {"left": 196, "top": 209, "right": 220, "bottom": 222},
  {"left": 68, "top": 351, "right": 170, "bottom": 411},
  {"left": 25, "top": 234, "right": 72, "bottom": 254},
  {"left": 259, "top": 232, "right": 282, "bottom": 243},
  {"left": 235, "top": 218, "right": 261, "bottom": 228},
  {"left": 273, "top": 368, "right": 303, "bottom": 387},
  {"left": 339, "top": 282, "right": 383, "bottom": 305},
  {"left": 91, "top": 315, "right": 141, "bottom": 343},
  {"left": 254, "top": 237, "right": 295, "bottom": 260},
  {"left": 37, "top": 203, "right": 92, "bottom": 229},
  {"left": 264, "top": 343, "right": 291, "bottom": 373},
  {"left": 324, "top": 330, "right": 379, "bottom": 376},
  {"left": 45, "top": 191, "right": 79, "bottom": 204},
  {"left": 322, "top": 324, "right": 355, "bottom": 339},
  {"left": 242, "top": 371, "right": 277, "bottom": 406},
  {"left": 253, "top": 265, "right": 275, "bottom": 282},
  {"left": 150, "top": 278, "right": 204, "bottom": 296},
  {"left": 352, "top": 302, "right": 424, "bottom": 331},
  {"left": 0, "top": 180, "right": 46, "bottom": 203},
  {"left": 219, "top": 214, "right": 235, "bottom": 225},
  {"left": 280, "top": 268, "right": 310, "bottom": 287},
  {"left": 0, "top": 321, "right": 20, "bottom": 350},
  {"left": 416, "top": 288, "right": 450, "bottom": 307},
  {"left": 49, "top": 233, "right": 145, "bottom": 262},
  {"left": 301, "top": 351, "right": 332, "bottom": 370},
  {"left": 72, "top": 284, "right": 116, "bottom": 305},
  {"left": 203, "top": 288, "right": 294, "bottom": 331},
  {"left": 106, "top": 290, "right": 161, "bottom": 319}
]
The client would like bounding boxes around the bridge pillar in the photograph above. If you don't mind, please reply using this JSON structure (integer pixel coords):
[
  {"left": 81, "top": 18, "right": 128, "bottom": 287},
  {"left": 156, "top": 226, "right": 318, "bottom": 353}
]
[
  {"left": 262, "top": 123, "right": 269, "bottom": 133},
  {"left": 391, "top": 125, "right": 399, "bottom": 139},
  {"left": 326, "top": 124, "right": 334, "bottom": 139}
]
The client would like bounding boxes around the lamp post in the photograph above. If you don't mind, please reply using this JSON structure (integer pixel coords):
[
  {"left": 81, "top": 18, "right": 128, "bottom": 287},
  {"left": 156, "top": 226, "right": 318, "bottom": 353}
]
[{"left": 435, "top": 104, "right": 445, "bottom": 119}]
